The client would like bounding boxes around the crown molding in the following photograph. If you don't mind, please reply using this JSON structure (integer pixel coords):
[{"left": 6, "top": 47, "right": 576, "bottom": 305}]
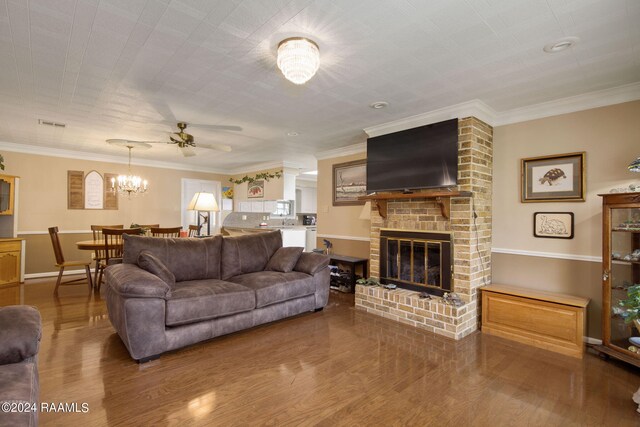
[
  {"left": 493, "top": 82, "right": 640, "bottom": 126},
  {"left": 0, "top": 140, "right": 231, "bottom": 174},
  {"left": 315, "top": 142, "right": 367, "bottom": 160},
  {"left": 364, "top": 100, "right": 497, "bottom": 138}
]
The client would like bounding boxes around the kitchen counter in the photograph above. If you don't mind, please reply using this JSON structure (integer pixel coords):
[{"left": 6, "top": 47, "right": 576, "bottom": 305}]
[{"left": 222, "top": 226, "right": 314, "bottom": 250}]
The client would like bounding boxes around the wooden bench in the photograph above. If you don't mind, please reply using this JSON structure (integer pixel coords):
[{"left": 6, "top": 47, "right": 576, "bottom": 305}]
[{"left": 481, "top": 284, "right": 590, "bottom": 358}]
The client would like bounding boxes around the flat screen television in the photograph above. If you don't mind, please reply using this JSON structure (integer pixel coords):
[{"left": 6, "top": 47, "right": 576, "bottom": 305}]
[{"left": 366, "top": 118, "right": 458, "bottom": 192}]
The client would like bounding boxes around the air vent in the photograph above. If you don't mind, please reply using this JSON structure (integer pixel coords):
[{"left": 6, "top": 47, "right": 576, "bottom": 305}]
[{"left": 38, "top": 119, "right": 66, "bottom": 128}]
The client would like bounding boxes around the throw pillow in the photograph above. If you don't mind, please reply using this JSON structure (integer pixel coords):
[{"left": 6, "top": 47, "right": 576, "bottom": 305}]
[
  {"left": 137, "top": 250, "right": 176, "bottom": 287},
  {"left": 265, "top": 247, "right": 304, "bottom": 273}
]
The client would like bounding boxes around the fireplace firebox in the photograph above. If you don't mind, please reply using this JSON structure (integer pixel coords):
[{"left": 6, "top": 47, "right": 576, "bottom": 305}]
[{"left": 380, "top": 229, "right": 452, "bottom": 296}]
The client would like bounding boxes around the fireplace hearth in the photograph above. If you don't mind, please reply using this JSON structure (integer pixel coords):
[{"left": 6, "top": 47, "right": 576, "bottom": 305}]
[{"left": 380, "top": 229, "right": 451, "bottom": 296}]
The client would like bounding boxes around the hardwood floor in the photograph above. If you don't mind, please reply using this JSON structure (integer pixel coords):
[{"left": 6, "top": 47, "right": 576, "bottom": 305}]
[{"left": 11, "top": 277, "right": 640, "bottom": 426}]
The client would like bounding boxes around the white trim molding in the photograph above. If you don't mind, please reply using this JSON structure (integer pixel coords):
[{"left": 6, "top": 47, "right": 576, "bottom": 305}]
[
  {"left": 364, "top": 100, "right": 497, "bottom": 138},
  {"left": 585, "top": 337, "right": 603, "bottom": 345},
  {"left": 315, "top": 143, "right": 366, "bottom": 160},
  {"left": 0, "top": 140, "right": 229, "bottom": 174},
  {"left": 493, "top": 82, "right": 640, "bottom": 126},
  {"left": 317, "top": 233, "right": 370, "bottom": 242},
  {"left": 26, "top": 269, "right": 94, "bottom": 280},
  {"left": 492, "top": 247, "right": 601, "bottom": 263}
]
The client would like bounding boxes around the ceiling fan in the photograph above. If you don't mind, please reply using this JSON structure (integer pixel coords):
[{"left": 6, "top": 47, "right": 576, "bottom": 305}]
[
  {"left": 163, "top": 122, "right": 233, "bottom": 157},
  {"left": 107, "top": 122, "right": 237, "bottom": 158}
]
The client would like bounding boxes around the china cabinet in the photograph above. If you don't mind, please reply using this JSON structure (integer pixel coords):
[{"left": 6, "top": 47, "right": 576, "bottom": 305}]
[{"left": 596, "top": 192, "right": 640, "bottom": 367}]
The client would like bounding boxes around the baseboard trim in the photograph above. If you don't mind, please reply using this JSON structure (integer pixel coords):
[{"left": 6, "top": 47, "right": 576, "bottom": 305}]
[
  {"left": 492, "top": 247, "right": 601, "bottom": 263},
  {"left": 25, "top": 269, "right": 95, "bottom": 280},
  {"left": 585, "top": 337, "right": 603, "bottom": 345},
  {"left": 316, "top": 233, "right": 370, "bottom": 242}
]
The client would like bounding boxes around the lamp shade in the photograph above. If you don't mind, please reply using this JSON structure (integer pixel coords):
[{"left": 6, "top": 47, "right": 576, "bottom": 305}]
[
  {"left": 188, "top": 192, "right": 219, "bottom": 212},
  {"left": 629, "top": 156, "right": 640, "bottom": 173}
]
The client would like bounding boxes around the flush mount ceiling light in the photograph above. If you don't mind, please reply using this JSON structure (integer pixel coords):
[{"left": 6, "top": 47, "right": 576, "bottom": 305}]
[
  {"left": 543, "top": 36, "right": 580, "bottom": 53},
  {"left": 277, "top": 37, "right": 320, "bottom": 85},
  {"left": 369, "top": 101, "right": 389, "bottom": 109}
]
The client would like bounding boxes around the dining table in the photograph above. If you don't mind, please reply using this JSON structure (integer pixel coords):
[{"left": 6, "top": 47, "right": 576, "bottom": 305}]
[{"left": 76, "top": 240, "right": 106, "bottom": 289}]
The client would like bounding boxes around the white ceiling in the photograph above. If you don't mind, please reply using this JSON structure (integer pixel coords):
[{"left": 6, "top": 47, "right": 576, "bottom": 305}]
[{"left": 0, "top": 0, "right": 638, "bottom": 173}]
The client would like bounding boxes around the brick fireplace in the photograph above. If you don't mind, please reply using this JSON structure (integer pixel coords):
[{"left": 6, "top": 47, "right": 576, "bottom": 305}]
[{"left": 355, "top": 117, "right": 492, "bottom": 340}]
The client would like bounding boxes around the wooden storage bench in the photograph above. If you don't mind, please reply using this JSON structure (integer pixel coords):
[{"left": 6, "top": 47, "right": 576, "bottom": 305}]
[{"left": 481, "top": 284, "right": 590, "bottom": 358}]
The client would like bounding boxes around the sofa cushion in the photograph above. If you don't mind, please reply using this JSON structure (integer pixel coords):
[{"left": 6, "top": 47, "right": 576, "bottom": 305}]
[
  {"left": 0, "top": 306, "right": 42, "bottom": 365},
  {"left": 137, "top": 251, "right": 176, "bottom": 287},
  {"left": 265, "top": 247, "right": 304, "bottom": 273},
  {"left": 294, "top": 252, "right": 330, "bottom": 275},
  {"left": 221, "top": 231, "right": 282, "bottom": 279},
  {"left": 166, "top": 280, "right": 255, "bottom": 326},
  {"left": 123, "top": 234, "right": 223, "bottom": 282},
  {"left": 228, "top": 271, "right": 314, "bottom": 308},
  {"left": 0, "top": 362, "right": 39, "bottom": 426}
]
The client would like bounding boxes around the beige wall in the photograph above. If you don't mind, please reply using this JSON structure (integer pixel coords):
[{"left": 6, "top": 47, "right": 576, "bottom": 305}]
[
  {"left": 2, "top": 150, "right": 229, "bottom": 274},
  {"left": 316, "top": 152, "right": 370, "bottom": 260},
  {"left": 492, "top": 100, "right": 640, "bottom": 339}
]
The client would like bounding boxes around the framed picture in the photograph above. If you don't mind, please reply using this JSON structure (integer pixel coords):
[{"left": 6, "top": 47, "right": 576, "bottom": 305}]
[
  {"left": 247, "top": 180, "right": 264, "bottom": 198},
  {"left": 533, "top": 212, "right": 574, "bottom": 239},
  {"left": 521, "top": 152, "right": 585, "bottom": 202},
  {"left": 333, "top": 159, "right": 367, "bottom": 206}
]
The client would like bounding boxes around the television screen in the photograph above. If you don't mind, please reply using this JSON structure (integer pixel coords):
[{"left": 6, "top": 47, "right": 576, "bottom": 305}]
[{"left": 366, "top": 118, "right": 458, "bottom": 192}]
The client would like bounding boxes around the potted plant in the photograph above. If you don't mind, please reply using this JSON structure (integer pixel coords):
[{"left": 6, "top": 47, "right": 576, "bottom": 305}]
[{"left": 619, "top": 284, "right": 640, "bottom": 331}]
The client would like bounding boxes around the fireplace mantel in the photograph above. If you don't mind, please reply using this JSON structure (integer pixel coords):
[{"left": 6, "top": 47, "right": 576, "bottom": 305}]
[{"left": 359, "top": 190, "right": 473, "bottom": 219}]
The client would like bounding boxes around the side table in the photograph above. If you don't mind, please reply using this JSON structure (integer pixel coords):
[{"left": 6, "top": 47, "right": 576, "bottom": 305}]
[{"left": 328, "top": 254, "right": 368, "bottom": 293}]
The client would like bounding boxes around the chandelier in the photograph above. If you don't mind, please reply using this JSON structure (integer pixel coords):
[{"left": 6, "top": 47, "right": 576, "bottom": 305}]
[
  {"left": 276, "top": 37, "right": 320, "bottom": 85},
  {"left": 111, "top": 145, "right": 148, "bottom": 197}
]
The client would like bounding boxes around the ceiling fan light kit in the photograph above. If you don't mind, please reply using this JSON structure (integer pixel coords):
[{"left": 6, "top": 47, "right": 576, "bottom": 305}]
[{"left": 277, "top": 37, "right": 320, "bottom": 84}]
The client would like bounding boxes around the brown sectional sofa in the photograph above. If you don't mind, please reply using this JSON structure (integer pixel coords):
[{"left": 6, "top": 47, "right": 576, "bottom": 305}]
[{"left": 105, "top": 231, "right": 330, "bottom": 362}]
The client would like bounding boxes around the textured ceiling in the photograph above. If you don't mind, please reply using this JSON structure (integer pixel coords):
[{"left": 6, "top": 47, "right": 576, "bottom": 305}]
[{"left": 0, "top": 0, "right": 638, "bottom": 172}]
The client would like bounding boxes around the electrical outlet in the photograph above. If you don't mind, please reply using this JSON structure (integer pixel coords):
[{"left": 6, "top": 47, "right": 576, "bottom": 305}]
[{"left": 242, "top": 215, "right": 247, "bottom": 220}]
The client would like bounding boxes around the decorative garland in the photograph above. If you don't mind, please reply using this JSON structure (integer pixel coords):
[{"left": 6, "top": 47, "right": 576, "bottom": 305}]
[{"left": 229, "top": 170, "right": 282, "bottom": 185}]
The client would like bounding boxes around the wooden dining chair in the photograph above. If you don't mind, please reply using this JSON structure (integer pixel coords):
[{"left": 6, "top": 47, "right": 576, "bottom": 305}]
[
  {"left": 90, "top": 224, "right": 123, "bottom": 285},
  {"left": 48, "top": 227, "right": 93, "bottom": 294},
  {"left": 96, "top": 228, "right": 142, "bottom": 290},
  {"left": 137, "top": 224, "right": 159, "bottom": 229},
  {"left": 150, "top": 226, "right": 182, "bottom": 237},
  {"left": 188, "top": 224, "right": 200, "bottom": 237}
]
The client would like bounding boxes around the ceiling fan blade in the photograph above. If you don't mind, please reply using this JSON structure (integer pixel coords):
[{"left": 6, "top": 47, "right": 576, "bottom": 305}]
[
  {"left": 180, "top": 146, "right": 196, "bottom": 157},
  {"left": 188, "top": 124, "right": 243, "bottom": 132},
  {"left": 197, "top": 142, "right": 232, "bottom": 152},
  {"left": 106, "top": 139, "right": 152, "bottom": 149}
]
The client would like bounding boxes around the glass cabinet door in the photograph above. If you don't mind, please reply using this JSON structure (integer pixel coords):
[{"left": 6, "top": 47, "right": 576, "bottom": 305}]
[{"left": 608, "top": 207, "right": 640, "bottom": 355}]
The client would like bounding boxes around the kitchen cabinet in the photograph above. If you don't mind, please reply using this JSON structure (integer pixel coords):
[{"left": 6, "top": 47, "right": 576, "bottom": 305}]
[
  {"left": 297, "top": 187, "right": 317, "bottom": 213},
  {"left": 235, "top": 200, "right": 252, "bottom": 212},
  {"left": 0, "top": 175, "right": 15, "bottom": 216},
  {"left": 250, "top": 201, "right": 264, "bottom": 212},
  {"left": 264, "top": 201, "right": 277, "bottom": 213},
  {"left": 595, "top": 192, "right": 640, "bottom": 367},
  {"left": 0, "top": 239, "right": 22, "bottom": 306},
  {"left": 282, "top": 229, "right": 306, "bottom": 248}
]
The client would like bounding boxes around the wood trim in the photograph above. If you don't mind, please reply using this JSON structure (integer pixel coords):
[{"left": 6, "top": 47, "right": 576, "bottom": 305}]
[
  {"left": 482, "top": 284, "right": 589, "bottom": 308},
  {"left": 359, "top": 190, "right": 473, "bottom": 219}
]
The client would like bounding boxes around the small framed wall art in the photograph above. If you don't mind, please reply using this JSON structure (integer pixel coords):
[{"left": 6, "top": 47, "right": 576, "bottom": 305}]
[
  {"left": 247, "top": 180, "right": 264, "bottom": 198},
  {"left": 332, "top": 159, "right": 367, "bottom": 206},
  {"left": 533, "top": 212, "right": 574, "bottom": 239},
  {"left": 521, "top": 152, "right": 585, "bottom": 202}
]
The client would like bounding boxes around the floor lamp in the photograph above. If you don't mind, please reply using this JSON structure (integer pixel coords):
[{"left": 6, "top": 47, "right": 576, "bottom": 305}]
[{"left": 188, "top": 192, "right": 219, "bottom": 236}]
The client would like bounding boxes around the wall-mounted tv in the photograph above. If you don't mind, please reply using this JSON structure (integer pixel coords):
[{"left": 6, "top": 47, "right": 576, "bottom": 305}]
[{"left": 366, "top": 118, "right": 458, "bottom": 193}]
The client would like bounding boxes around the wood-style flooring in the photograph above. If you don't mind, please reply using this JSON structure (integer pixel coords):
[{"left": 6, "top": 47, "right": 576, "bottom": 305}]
[{"left": 10, "top": 278, "right": 640, "bottom": 426}]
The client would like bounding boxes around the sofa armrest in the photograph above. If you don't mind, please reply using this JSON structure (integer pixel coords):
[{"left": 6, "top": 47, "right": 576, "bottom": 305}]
[
  {"left": 105, "top": 263, "right": 171, "bottom": 299},
  {"left": 294, "top": 252, "right": 330, "bottom": 275},
  {"left": 0, "top": 305, "right": 42, "bottom": 365}
]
